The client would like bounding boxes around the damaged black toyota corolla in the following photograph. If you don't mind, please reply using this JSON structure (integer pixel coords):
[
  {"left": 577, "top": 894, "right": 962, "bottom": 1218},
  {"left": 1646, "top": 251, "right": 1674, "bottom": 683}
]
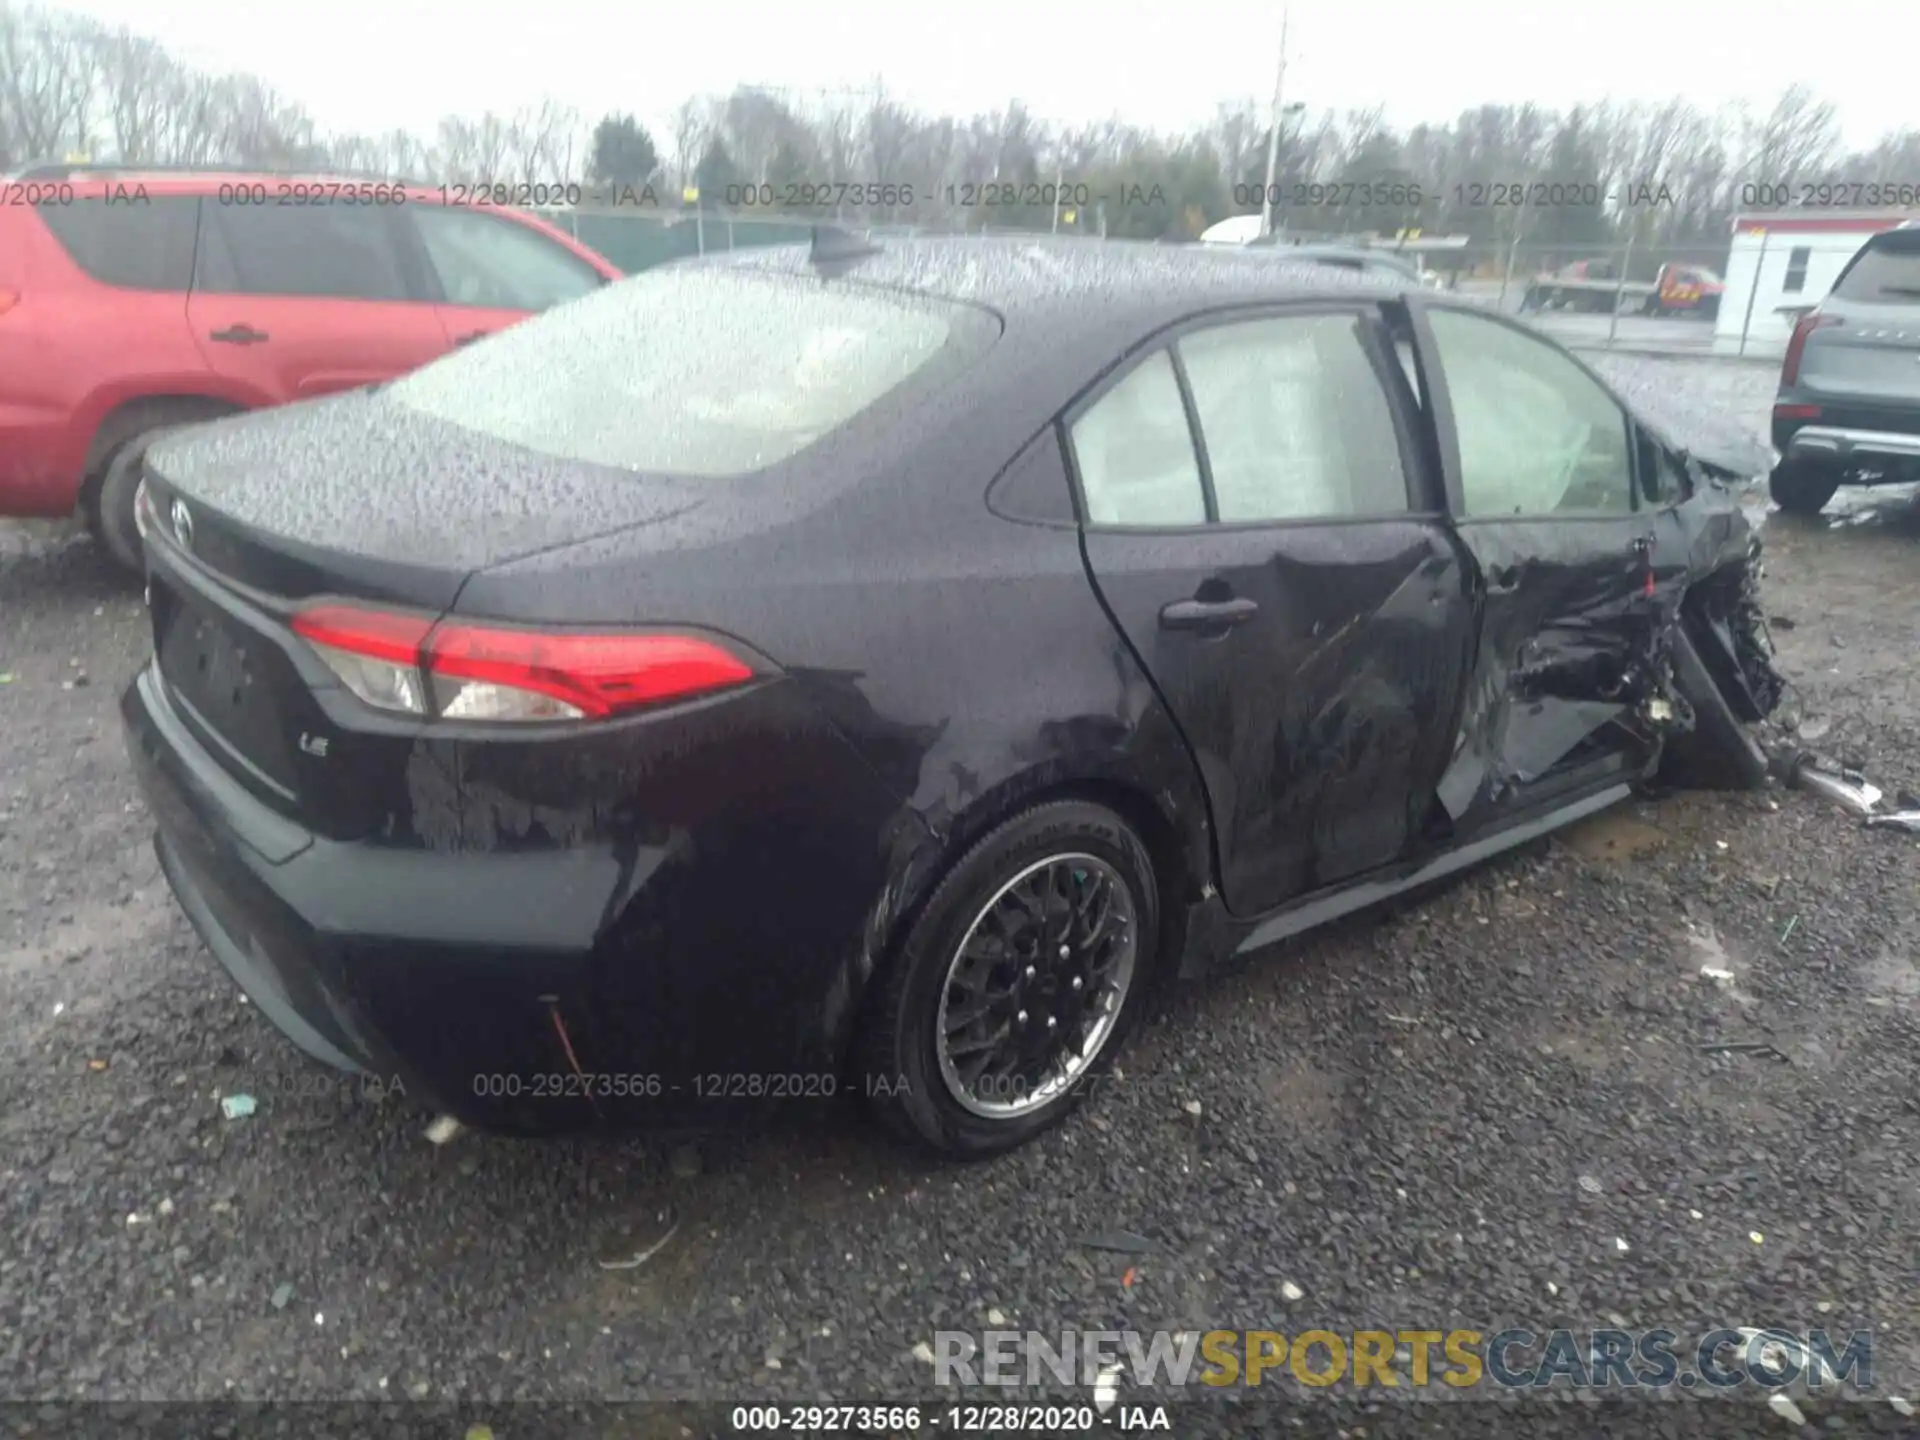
[{"left": 120, "top": 234, "right": 1784, "bottom": 1157}]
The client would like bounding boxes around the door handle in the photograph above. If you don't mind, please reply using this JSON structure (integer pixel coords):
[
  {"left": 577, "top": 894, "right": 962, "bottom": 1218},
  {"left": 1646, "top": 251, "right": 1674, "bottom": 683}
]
[
  {"left": 453, "top": 330, "right": 488, "bottom": 347},
  {"left": 208, "top": 325, "right": 269, "bottom": 345},
  {"left": 1159, "top": 596, "right": 1259, "bottom": 631}
]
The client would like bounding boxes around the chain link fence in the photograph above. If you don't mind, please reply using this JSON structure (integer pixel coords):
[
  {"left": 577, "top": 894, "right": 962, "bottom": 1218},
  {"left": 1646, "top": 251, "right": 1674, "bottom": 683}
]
[{"left": 1437, "top": 240, "right": 1782, "bottom": 359}]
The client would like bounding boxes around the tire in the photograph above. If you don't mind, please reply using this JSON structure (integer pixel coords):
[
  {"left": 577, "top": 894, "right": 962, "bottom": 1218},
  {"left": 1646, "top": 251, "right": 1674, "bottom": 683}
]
[
  {"left": 1659, "top": 628, "right": 1769, "bottom": 791},
  {"left": 856, "top": 800, "right": 1162, "bottom": 1158},
  {"left": 1768, "top": 457, "right": 1841, "bottom": 515},
  {"left": 82, "top": 405, "right": 233, "bottom": 575},
  {"left": 85, "top": 438, "right": 154, "bottom": 574}
]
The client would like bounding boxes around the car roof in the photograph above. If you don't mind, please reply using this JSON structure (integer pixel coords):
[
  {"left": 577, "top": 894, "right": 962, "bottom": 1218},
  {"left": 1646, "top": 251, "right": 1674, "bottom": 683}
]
[
  {"left": 653, "top": 234, "right": 1415, "bottom": 506},
  {"left": 706, "top": 233, "right": 1407, "bottom": 333}
]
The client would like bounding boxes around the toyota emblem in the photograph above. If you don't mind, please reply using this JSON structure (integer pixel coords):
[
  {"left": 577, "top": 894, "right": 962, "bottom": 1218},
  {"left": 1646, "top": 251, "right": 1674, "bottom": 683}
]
[{"left": 169, "top": 497, "right": 194, "bottom": 552}]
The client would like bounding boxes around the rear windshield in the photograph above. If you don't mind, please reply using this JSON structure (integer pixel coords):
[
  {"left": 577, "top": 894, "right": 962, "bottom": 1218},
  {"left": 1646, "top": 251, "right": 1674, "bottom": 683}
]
[
  {"left": 1833, "top": 233, "right": 1920, "bottom": 303},
  {"left": 389, "top": 267, "right": 989, "bottom": 476}
]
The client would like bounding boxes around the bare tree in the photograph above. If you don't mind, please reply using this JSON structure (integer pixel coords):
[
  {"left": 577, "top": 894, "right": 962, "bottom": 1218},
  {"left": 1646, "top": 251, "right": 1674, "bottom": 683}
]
[
  {"left": 669, "top": 97, "right": 713, "bottom": 191},
  {"left": 511, "top": 99, "right": 583, "bottom": 185},
  {"left": 717, "top": 86, "right": 812, "bottom": 183},
  {"left": 1, "top": 0, "right": 1907, "bottom": 267},
  {"left": 0, "top": 4, "right": 106, "bottom": 161},
  {"left": 94, "top": 27, "right": 175, "bottom": 162},
  {"left": 1737, "top": 84, "right": 1841, "bottom": 183},
  {"left": 433, "top": 112, "right": 517, "bottom": 182},
  {"left": 1209, "top": 100, "right": 1264, "bottom": 190}
]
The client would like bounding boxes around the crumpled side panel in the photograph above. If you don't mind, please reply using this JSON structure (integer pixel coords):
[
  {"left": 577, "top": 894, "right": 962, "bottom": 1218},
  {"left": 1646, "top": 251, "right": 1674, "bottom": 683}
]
[
  {"left": 1438, "top": 519, "right": 1681, "bottom": 823},
  {"left": 1437, "top": 478, "right": 1782, "bottom": 823}
]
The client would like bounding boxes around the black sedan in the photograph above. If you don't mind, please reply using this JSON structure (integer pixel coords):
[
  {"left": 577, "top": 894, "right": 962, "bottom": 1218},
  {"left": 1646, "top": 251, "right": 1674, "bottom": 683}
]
[{"left": 121, "top": 233, "right": 1783, "bottom": 1157}]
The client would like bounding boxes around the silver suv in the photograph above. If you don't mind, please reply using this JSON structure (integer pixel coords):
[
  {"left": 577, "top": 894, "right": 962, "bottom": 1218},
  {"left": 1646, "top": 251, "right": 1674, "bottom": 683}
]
[{"left": 1770, "top": 222, "right": 1920, "bottom": 513}]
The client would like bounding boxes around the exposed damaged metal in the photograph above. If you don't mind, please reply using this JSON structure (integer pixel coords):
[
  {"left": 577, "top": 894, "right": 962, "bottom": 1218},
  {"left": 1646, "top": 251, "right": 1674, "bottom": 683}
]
[
  {"left": 1782, "top": 753, "right": 1885, "bottom": 817},
  {"left": 1780, "top": 750, "right": 1920, "bottom": 834},
  {"left": 1866, "top": 808, "right": 1920, "bottom": 835},
  {"left": 1435, "top": 454, "right": 1782, "bottom": 827}
]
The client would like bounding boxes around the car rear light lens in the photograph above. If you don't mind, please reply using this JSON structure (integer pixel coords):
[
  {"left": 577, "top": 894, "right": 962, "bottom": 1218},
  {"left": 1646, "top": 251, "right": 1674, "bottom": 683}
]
[
  {"left": 423, "top": 625, "right": 755, "bottom": 720},
  {"left": 290, "top": 604, "right": 756, "bottom": 723},
  {"left": 1781, "top": 312, "right": 1838, "bottom": 386},
  {"left": 292, "top": 606, "right": 435, "bottom": 716},
  {"left": 1774, "top": 403, "right": 1822, "bottom": 420}
]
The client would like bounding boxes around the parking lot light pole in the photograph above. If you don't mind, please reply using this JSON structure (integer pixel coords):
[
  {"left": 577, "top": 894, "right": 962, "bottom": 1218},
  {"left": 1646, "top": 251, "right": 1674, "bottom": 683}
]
[
  {"left": 1259, "top": 7, "right": 1290, "bottom": 237},
  {"left": 1608, "top": 226, "right": 1635, "bottom": 347}
]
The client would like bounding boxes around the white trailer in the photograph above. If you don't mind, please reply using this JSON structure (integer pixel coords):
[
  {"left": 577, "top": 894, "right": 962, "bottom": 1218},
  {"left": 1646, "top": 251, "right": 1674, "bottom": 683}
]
[{"left": 1715, "top": 211, "right": 1919, "bottom": 355}]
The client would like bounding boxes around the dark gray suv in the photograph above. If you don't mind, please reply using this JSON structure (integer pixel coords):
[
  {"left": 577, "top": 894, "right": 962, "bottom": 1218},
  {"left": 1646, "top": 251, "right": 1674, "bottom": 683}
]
[{"left": 1770, "top": 223, "right": 1920, "bottom": 513}]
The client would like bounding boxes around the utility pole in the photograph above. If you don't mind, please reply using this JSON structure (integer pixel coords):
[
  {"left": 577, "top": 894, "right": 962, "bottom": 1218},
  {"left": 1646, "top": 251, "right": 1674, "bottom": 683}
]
[{"left": 1259, "top": 7, "right": 1290, "bottom": 238}]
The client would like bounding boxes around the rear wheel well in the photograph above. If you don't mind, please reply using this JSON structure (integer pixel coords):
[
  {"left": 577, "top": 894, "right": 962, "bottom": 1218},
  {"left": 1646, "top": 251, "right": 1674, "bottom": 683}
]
[
  {"left": 1032, "top": 777, "right": 1199, "bottom": 916},
  {"left": 852, "top": 775, "right": 1203, "bottom": 1063},
  {"left": 79, "top": 396, "right": 246, "bottom": 511}
]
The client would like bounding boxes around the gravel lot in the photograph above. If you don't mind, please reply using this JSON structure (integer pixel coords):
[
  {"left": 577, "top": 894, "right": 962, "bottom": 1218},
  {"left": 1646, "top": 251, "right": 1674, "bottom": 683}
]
[{"left": 3, "top": 356, "right": 1917, "bottom": 1433}]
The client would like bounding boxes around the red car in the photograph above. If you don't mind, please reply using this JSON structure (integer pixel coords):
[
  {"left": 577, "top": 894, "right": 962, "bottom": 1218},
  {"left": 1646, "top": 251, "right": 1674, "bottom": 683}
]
[{"left": 0, "top": 165, "right": 622, "bottom": 570}]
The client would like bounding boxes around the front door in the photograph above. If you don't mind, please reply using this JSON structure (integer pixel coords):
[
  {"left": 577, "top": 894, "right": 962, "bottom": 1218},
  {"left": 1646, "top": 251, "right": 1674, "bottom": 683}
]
[
  {"left": 1074, "top": 305, "right": 1476, "bottom": 916},
  {"left": 187, "top": 203, "right": 448, "bottom": 403},
  {"left": 1409, "top": 302, "right": 1660, "bottom": 832}
]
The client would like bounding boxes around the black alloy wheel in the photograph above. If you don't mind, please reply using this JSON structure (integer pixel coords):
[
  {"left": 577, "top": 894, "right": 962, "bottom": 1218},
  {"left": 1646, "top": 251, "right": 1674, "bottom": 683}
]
[{"left": 858, "top": 801, "right": 1161, "bottom": 1157}]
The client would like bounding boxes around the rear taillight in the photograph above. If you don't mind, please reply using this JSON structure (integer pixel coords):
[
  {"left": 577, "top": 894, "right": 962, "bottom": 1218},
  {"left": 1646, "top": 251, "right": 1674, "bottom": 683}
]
[
  {"left": 1781, "top": 312, "right": 1838, "bottom": 386},
  {"left": 291, "top": 606, "right": 435, "bottom": 716},
  {"left": 290, "top": 604, "right": 757, "bottom": 723},
  {"left": 1774, "top": 403, "right": 1822, "bottom": 420}
]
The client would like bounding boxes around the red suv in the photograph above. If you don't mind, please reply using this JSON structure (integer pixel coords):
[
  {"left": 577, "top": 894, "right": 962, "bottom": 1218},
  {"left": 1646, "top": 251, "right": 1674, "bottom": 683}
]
[{"left": 0, "top": 166, "right": 623, "bottom": 571}]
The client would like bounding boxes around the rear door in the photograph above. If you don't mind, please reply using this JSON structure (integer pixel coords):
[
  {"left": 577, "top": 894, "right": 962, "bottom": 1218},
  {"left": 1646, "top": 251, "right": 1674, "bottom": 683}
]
[
  {"left": 1797, "top": 229, "right": 1920, "bottom": 406},
  {"left": 1073, "top": 304, "right": 1476, "bottom": 916},
  {"left": 187, "top": 202, "right": 449, "bottom": 402},
  {"left": 401, "top": 205, "right": 608, "bottom": 349},
  {"left": 1408, "top": 302, "right": 1659, "bottom": 831},
  {"left": 8, "top": 194, "right": 202, "bottom": 509}
]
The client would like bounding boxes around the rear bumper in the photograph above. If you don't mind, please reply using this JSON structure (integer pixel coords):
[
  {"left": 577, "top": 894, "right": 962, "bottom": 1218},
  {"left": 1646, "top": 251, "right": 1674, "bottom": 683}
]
[
  {"left": 121, "top": 662, "right": 894, "bottom": 1135},
  {"left": 1772, "top": 391, "right": 1920, "bottom": 473},
  {"left": 1784, "top": 425, "right": 1920, "bottom": 464}
]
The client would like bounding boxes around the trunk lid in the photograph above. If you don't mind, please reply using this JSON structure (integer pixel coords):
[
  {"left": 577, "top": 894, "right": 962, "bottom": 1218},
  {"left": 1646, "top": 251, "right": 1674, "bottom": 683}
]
[
  {"left": 141, "top": 388, "right": 703, "bottom": 609},
  {"left": 1797, "top": 306, "right": 1920, "bottom": 403},
  {"left": 1799, "top": 231, "right": 1920, "bottom": 404},
  {"left": 139, "top": 389, "right": 705, "bottom": 836}
]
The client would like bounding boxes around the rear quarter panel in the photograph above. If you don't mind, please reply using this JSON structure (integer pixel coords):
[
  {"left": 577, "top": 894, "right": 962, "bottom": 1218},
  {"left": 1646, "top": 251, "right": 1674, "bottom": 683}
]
[{"left": 458, "top": 433, "right": 1218, "bottom": 1027}]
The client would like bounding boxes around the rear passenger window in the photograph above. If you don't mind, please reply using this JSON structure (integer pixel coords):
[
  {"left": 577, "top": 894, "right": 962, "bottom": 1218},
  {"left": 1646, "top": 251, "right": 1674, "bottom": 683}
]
[
  {"left": 1069, "top": 351, "right": 1206, "bottom": 527},
  {"left": 1179, "top": 313, "right": 1411, "bottom": 521},
  {"left": 38, "top": 197, "right": 199, "bottom": 291},
  {"left": 195, "top": 205, "right": 410, "bottom": 302}
]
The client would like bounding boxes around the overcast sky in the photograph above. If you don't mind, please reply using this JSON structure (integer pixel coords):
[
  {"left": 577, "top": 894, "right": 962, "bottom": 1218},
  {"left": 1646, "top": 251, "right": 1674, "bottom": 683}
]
[{"left": 51, "top": 0, "right": 1916, "bottom": 153}]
